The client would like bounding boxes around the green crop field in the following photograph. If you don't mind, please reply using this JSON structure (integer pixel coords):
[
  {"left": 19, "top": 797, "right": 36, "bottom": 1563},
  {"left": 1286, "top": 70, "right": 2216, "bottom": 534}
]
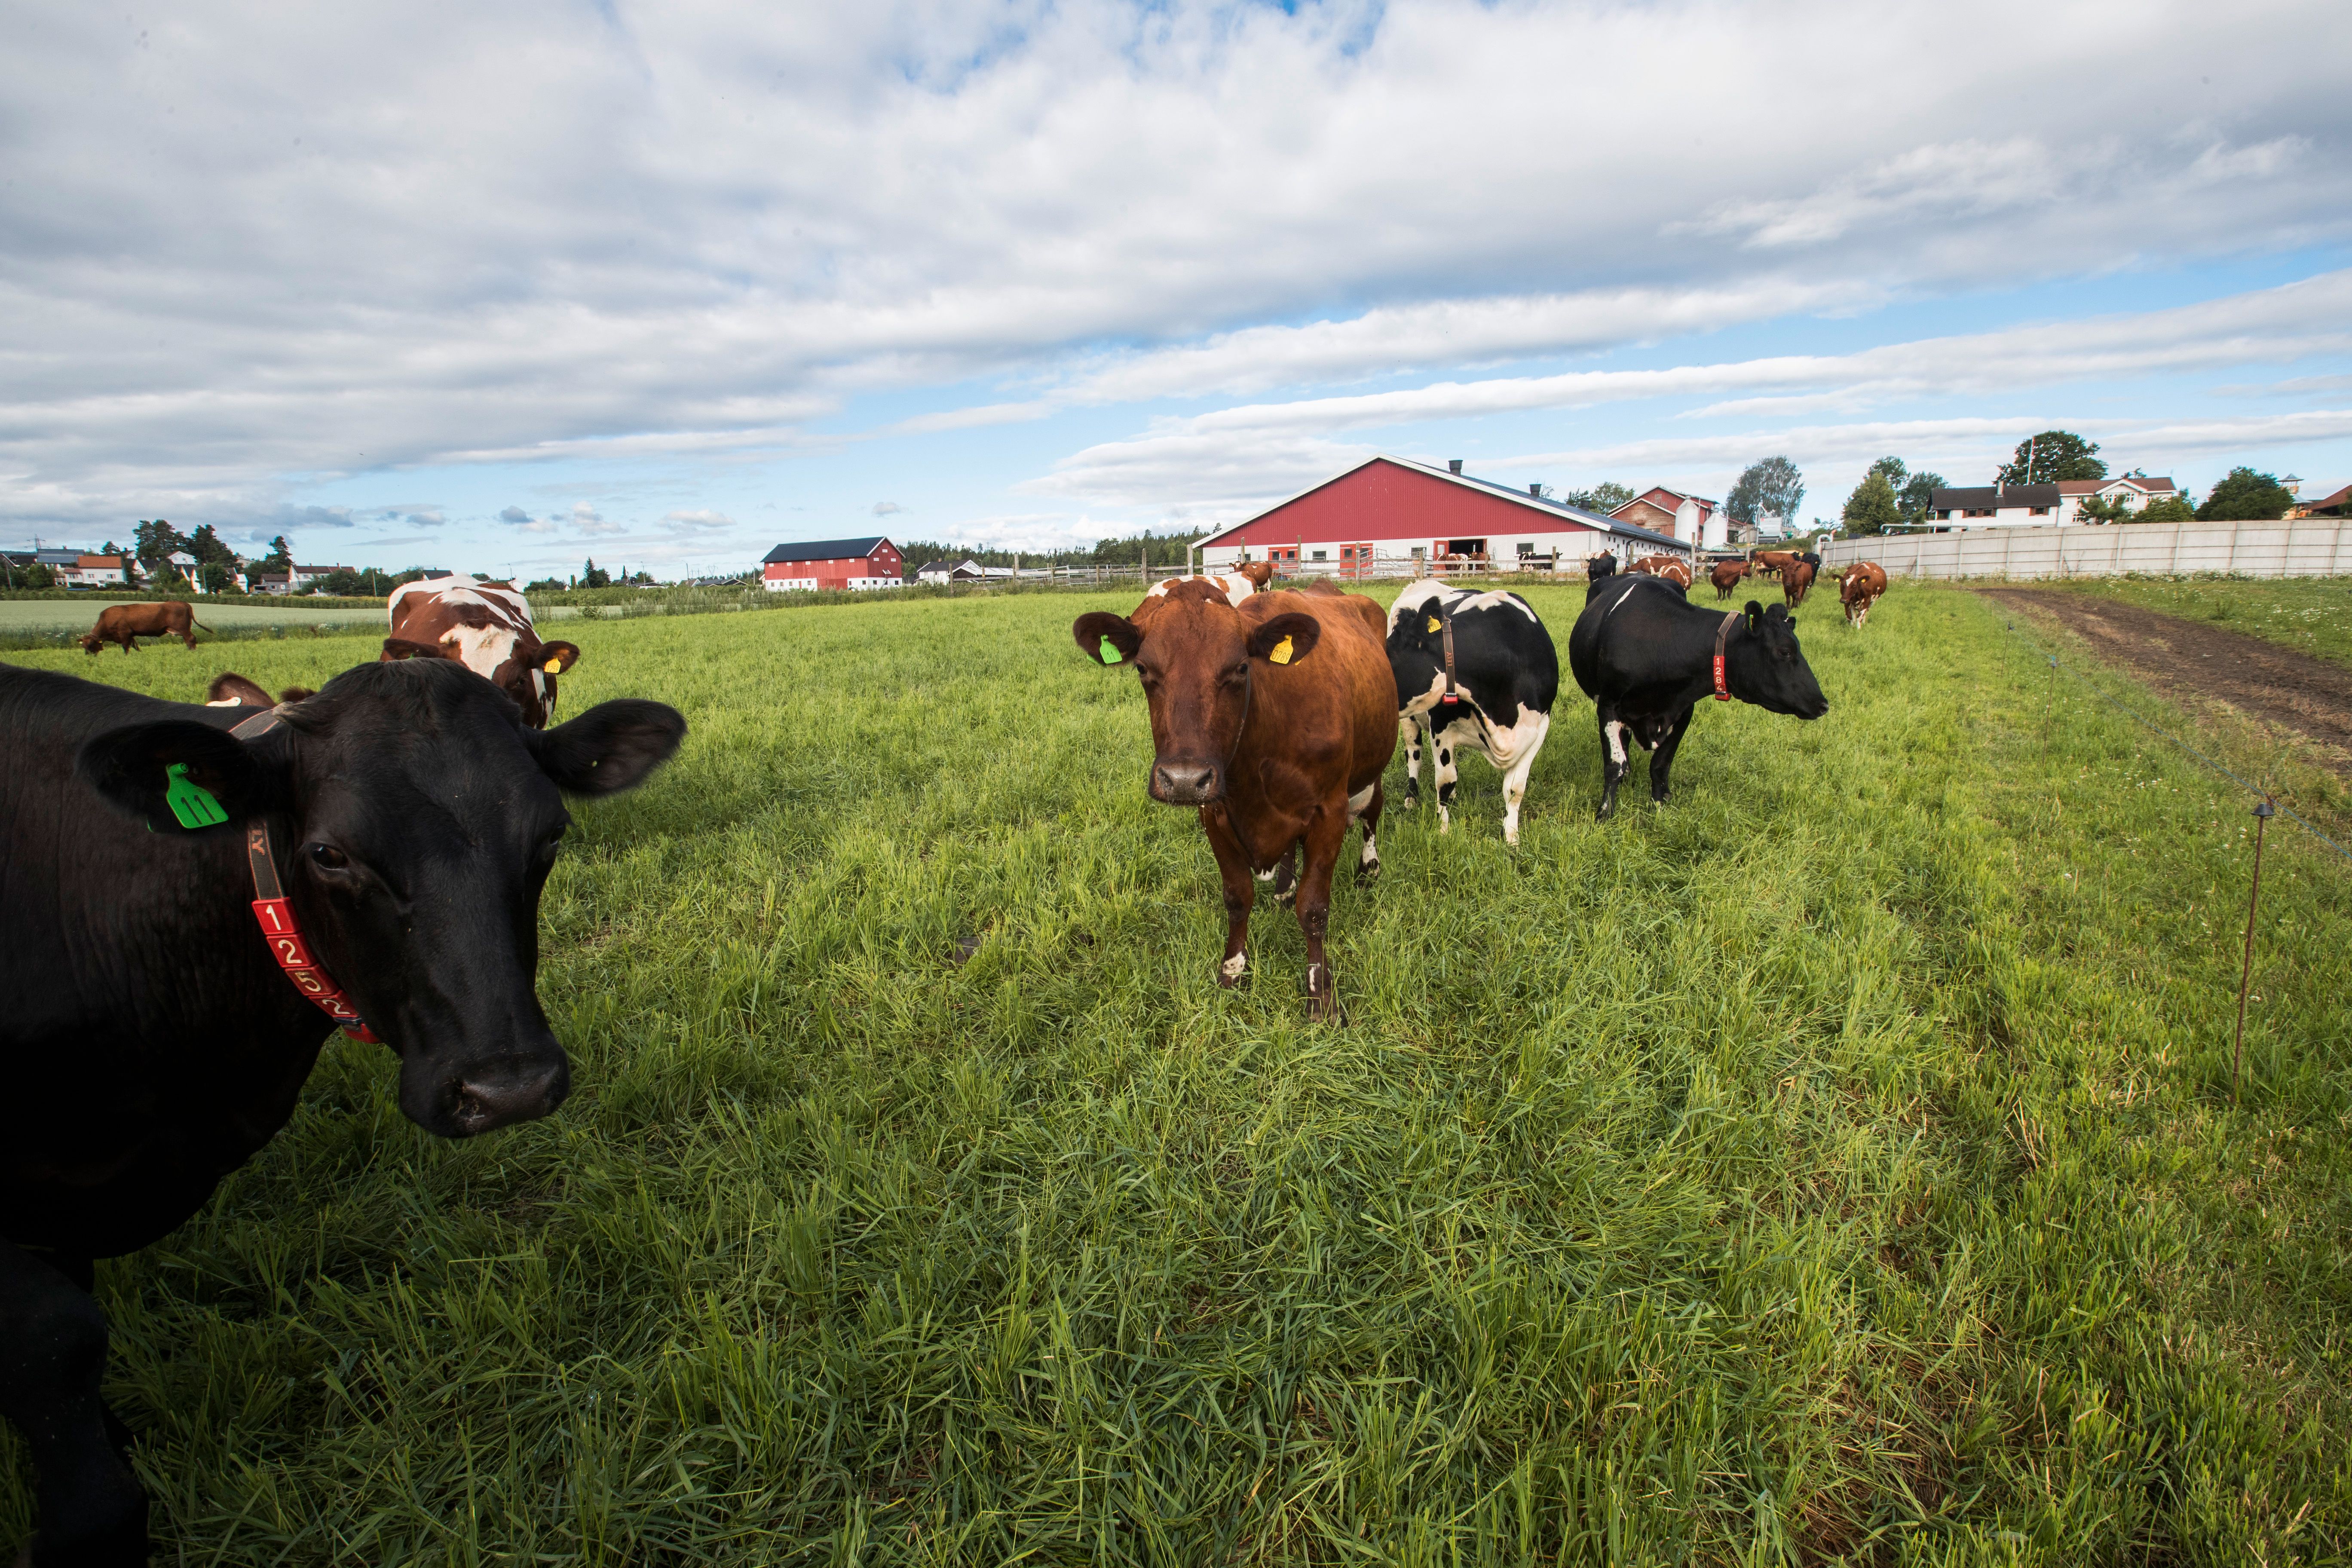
[
  {"left": 6, "top": 582, "right": 2351, "bottom": 1564},
  {"left": 2029, "top": 576, "right": 2352, "bottom": 671}
]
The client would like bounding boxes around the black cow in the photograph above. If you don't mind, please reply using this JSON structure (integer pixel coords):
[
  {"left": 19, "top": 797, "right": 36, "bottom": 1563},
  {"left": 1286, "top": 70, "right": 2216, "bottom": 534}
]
[
  {"left": 1, "top": 659, "right": 684, "bottom": 1565},
  {"left": 1586, "top": 553, "right": 1618, "bottom": 584},
  {"left": 1566, "top": 578, "right": 1828, "bottom": 819},
  {"left": 1386, "top": 579, "right": 1560, "bottom": 845}
]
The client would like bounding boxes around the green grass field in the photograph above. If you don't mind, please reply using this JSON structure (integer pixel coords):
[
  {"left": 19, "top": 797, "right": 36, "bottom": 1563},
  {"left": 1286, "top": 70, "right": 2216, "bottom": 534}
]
[
  {"left": 2030, "top": 576, "right": 2352, "bottom": 671},
  {"left": 6, "top": 582, "right": 2351, "bottom": 1564}
]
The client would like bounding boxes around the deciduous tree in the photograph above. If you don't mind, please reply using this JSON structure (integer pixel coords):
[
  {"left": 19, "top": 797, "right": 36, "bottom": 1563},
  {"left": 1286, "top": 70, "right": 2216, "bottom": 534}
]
[
  {"left": 1559, "top": 481, "right": 1635, "bottom": 514},
  {"left": 1727, "top": 456, "right": 1805, "bottom": 534},
  {"left": 1997, "top": 431, "right": 2106, "bottom": 484},
  {"left": 1841, "top": 471, "right": 1900, "bottom": 535},
  {"left": 2197, "top": 468, "right": 2294, "bottom": 522},
  {"left": 1898, "top": 472, "right": 1945, "bottom": 527}
]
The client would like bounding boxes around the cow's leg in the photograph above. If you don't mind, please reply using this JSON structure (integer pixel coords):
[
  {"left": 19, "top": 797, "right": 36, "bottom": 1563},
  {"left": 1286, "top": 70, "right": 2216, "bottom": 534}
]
[
  {"left": 1293, "top": 805, "right": 1350, "bottom": 1022},
  {"left": 0, "top": 1242, "right": 147, "bottom": 1567},
  {"left": 1433, "top": 732, "right": 1460, "bottom": 833},
  {"left": 1200, "top": 810, "right": 1256, "bottom": 989},
  {"left": 1271, "top": 841, "right": 1300, "bottom": 906},
  {"left": 1648, "top": 705, "right": 1699, "bottom": 805},
  {"left": 1350, "top": 780, "right": 1383, "bottom": 881},
  {"left": 1595, "top": 706, "right": 1630, "bottom": 821},
  {"left": 1497, "top": 714, "right": 1549, "bottom": 847},
  {"left": 1395, "top": 714, "right": 1422, "bottom": 810}
]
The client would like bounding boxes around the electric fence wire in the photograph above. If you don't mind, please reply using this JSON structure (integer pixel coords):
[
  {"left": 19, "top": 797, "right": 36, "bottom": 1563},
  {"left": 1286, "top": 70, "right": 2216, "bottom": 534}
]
[{"left": 2001, "top": 618, "right": 2352, "bottom": 868}]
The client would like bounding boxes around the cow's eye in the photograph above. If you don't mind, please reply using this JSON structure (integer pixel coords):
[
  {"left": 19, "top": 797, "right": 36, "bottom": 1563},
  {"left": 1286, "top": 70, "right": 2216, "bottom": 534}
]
[{"left": 308, "top": 843, "right": 349, "bottom": 870}]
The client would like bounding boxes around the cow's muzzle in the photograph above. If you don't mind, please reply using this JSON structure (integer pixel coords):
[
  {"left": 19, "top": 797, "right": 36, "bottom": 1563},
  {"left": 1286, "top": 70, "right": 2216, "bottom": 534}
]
[
  {"left": 428, "top": 1052, "right": 572, "bottom": 1137},
  {"left": 1150, "top": 760, "right": 1224, "bottom": 805}
]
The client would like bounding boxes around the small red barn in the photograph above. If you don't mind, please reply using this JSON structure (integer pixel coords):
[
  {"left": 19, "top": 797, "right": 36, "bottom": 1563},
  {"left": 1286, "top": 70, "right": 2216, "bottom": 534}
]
[
  {"left": 1610, "top": 487, "right": 1727, "bottom": 542},
  {"left": 1195, "top": 456, "right": 1685, "bottom": 577},
  {"left": 761, "top": 536, "right": 904, "bottom": 592}
]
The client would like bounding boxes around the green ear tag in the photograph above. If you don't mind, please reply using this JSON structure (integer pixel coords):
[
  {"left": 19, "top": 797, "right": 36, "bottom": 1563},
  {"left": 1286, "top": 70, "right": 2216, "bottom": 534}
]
[
  {"left": 1099, "top": 639, "right": 1123, "bottom": 664},
  {"left": 164, "top": 763, "right": 228, "bottom": 830}
]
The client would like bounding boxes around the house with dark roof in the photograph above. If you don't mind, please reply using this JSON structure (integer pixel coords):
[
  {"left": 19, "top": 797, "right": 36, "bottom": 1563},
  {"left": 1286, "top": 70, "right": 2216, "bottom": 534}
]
[
  {"left": 1194, "top": 456, "right": 1687, "bottom": 578},
  {"left": 2290, "top": 483, "right": 2350, "bottom": 520},
  {"left": 761, "top": 536, "right": 904, "bottom": 591}
]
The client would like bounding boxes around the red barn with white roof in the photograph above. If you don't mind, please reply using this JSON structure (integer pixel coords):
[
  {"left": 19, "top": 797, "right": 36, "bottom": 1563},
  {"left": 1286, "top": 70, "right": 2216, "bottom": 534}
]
[{"left": 1195, "top": 456, "right": 1685, "bottom": 577}]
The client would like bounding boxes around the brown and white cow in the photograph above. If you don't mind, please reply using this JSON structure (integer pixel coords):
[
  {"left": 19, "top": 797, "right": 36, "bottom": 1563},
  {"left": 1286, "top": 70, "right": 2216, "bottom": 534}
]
[
  {"left": 1708, "top": 559, "right": 1751, "bottom": 600},
  {"left": 382, "top": 576, "right": 579, "bottom": 727},
  {"left": 1142, "top": 564, "right": 1269, "bottom": 612},
  {"left": 1841, "top": 560, "right": 1890, "bottom": 628},
  {"left": 78, "top": 601, "right": 210, "bottom": 655},
  {"left": 1629, "top": 555, "right": 1692, "bottom": 590},
  {"left": 1074, "top": 582, "right": 1395, "bottom": 1020}
]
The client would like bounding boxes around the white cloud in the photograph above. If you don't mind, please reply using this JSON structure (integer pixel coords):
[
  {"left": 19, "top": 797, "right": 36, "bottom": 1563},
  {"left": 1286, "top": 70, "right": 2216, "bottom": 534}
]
[
  {"left": 0, "top": 0, "right": 2344, "bottom": 531},
  {"left": 662, "top": 509, "right": 735, "bottom": 532},
  {"left": 871, "top": 500, "right": 904, "bottom": 516}
]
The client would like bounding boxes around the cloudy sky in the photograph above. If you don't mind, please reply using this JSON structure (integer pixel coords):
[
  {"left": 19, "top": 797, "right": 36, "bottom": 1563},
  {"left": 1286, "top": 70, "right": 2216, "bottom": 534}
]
[{"left": 5, "top": 0, "right": 2348, "bottom": 575}]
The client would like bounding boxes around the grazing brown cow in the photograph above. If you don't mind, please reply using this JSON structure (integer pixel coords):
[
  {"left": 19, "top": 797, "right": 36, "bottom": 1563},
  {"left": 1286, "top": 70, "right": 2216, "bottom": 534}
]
[
  {"left": 1629, "top": 555, "right": 1692, "bottom": 589},
  {"left": 1073, "top": 582, "right": 1395, "bottom": 1020},
  {"left": 1749, "top": 548, "right": 1799, "bottom": 581},
  {"left": 1709, "top": 559, "right": 1751, "bottom": 600},
  {"left": 381, "top": 575, "right": 579, "bottom": 727},
  {"left": 1781, "top": 558, "right": 1817, "bottom": 608},
  {"left": 1841, "top": 560, "right": 1890, "bottom": 628},
  {"left": 77, "top": 601, "right": 209, "bottom": 655}
]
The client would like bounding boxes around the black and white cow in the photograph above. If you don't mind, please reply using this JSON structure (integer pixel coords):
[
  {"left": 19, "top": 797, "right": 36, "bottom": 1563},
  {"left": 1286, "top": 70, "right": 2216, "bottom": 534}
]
[
  {"left": 1385, "top": 579, "right": 1560, "bottom": 845},
  {"left": 1567, "top": 576, "right": 1828, "bottom": 819},
  {"left": 2, "top": 659, "right": 684, "bottom": 1565}
]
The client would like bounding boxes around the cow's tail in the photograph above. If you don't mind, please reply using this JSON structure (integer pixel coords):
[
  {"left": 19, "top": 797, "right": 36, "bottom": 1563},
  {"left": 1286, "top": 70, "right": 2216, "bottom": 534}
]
[{"left": 192, "top": 618, "right": 214, "bottom": 634}]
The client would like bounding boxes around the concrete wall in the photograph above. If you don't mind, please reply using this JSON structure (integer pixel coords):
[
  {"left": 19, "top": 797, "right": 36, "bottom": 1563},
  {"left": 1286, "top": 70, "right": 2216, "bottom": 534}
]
[{"left": 1819, "top": 520, "right": 2352, "bottom": 579}]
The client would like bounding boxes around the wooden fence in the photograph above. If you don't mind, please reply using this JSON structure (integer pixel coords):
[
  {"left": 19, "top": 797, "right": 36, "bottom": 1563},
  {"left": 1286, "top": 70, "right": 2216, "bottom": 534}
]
[{"left": 1818, "top": 520, "right": 2352, "bottom": 580}]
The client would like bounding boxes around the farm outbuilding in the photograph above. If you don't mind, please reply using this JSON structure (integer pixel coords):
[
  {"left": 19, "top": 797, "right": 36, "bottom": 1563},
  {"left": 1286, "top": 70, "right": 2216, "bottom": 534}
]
[
  {"left": 761, "top": 536, "right": 904, "bottom": 591},
  {"left": 1194, "top": 456, "right": 1685, "bottom": 578}
]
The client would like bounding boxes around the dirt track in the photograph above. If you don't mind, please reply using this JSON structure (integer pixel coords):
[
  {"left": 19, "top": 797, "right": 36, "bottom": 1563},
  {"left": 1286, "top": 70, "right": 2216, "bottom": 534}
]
[{"left": 1976, "top": 588, "right": 2352, "bottom": 765}]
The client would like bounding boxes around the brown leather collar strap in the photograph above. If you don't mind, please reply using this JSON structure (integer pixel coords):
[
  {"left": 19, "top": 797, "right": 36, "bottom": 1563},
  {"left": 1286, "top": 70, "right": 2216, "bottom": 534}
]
[
  {"left": 1713, "top": 612, "right": 1739, "bottom": 701},
  {"left": 1439, "top": 599, "right": 1459, "bottom": 700},
  {"left": 225, "top": 704, "right": 382, "bottom": 1045}
]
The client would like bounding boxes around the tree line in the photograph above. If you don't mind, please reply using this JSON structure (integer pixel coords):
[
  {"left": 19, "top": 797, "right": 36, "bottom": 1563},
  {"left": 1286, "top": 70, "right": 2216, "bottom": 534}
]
[{"left": 1837, "top": 432, "right": 2302, "bottom": 533}]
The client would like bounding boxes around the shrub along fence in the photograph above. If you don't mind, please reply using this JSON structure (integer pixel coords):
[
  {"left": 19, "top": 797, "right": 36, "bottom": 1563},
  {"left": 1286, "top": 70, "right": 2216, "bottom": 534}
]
[{"left": 1821, "top": 518, "right": 2352, "bottom": 580}]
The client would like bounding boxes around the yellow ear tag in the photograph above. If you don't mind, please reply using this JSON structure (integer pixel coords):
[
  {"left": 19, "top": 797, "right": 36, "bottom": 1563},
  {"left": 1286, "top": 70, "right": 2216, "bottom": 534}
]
[
  {"left": 1427, "top": 616, "right": 1441, "bottom": 634},
  {"left": 1267, "top": 635, "right": 1294, "bottom": 665},
  {"left": 542, "top": 658, "right": 563, "bottom": 674}
]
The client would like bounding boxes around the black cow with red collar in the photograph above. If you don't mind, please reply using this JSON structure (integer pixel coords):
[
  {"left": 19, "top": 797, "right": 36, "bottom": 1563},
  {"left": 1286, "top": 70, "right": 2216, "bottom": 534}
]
[
  {"left": 1567, "top": 576, "right": 1828, "bottom": 819},
  {"left": 0, "top": 658, "right": 683, "bottom": 1565}
]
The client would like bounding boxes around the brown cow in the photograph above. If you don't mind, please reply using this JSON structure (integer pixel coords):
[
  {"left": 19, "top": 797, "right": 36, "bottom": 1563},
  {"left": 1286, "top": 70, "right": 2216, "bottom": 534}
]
[
  {"left": 1841, "top": 560, "right": 1890, "bottom": 628},
  {"left": 77, "top": 600, "right": 210, "bottom": 655},
  {"left": 380, "top": 574, "right": 579, "bottom": 727},
  {"left": 1629, "top": 555, "right": 1692, "bottom": 589},
  {"left": 1708, "top": 559, "right": 1751, "bottom": 600},
  {"left": 1781, "top": 558, "right": 1817, "bottom": 608},
  {"left": 1233, "top": 560, "right": 1277, "bottom": 590},
  {"left": 1749, "top": 548, "right": 1798, "bottom": 581},
  {"left": 1074, "top": 582, "right": 1395, "bottom": 1020}
]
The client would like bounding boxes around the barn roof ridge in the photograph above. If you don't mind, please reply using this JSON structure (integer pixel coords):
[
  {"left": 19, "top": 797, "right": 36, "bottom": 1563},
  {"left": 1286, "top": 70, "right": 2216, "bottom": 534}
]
[{"left": 1195, "top": 455, "right": 1687, "bottom": 551}]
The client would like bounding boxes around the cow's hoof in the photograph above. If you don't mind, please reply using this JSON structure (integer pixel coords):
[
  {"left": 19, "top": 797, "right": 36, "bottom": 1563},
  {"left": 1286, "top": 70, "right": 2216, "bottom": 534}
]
[
  {"left": 1302, "top": 965, "right": 1345, "bottom": 1023},
  {"left": 1216, "top": 953, "right": 1246, "bottom": 989},
  {"left": 1355, "top": 861, "right": 1380, "bottom": 883},
  {"left": 1398, "top": 793, "right": 1417, "bottom": 811}
]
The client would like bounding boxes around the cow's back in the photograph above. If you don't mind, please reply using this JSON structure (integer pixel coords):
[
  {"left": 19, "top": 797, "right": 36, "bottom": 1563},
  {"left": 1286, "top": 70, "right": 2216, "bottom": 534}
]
[{"left": 1241, "top": 591, "right": 1393, "bottom": 794}]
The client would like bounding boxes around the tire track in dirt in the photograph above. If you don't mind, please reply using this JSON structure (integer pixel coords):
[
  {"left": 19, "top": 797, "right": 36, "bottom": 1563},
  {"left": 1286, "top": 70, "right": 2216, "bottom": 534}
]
[{"left": 1975, "top": 587, "right": 2352, "bottom": 772}]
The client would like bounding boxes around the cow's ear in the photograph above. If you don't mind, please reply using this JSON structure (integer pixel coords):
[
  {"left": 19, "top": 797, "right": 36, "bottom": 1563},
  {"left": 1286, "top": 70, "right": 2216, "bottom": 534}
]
[
  {"left": 381, "top": 637, "right": 450, "bottom": 663},
  {"left": 529, "top": 699, "right": 686, "bottom": 796},
  {"left": 533, "top": 641, "right": 581, "bottom": 676},
  {"left": 1247, "top": 612, "right": 1321, "bottom": 666},
  {"left": 77, "top": 720, "right": 276, "bottom": 833},
  {"left": 1744, "top": 600, "right": 1764, "bottom": 629},
  {"left": 1073, "top": 612, "right": 1141, "bottom": 666}
]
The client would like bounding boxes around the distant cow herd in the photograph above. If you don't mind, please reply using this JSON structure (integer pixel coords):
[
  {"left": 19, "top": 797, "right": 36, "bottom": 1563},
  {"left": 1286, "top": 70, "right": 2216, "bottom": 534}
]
[{"left": 9, "top": 551, "right": 1888, "bottom": 1562}]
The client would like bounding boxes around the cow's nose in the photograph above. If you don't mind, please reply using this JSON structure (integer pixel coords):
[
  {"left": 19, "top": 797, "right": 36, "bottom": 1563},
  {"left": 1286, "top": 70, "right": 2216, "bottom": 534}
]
[
  {"left": 1151, "top": 762, "right": 1221, "bottom": 803},
  {"left": 450, "top": 1057, "right": 570, "bottom": 1135}
]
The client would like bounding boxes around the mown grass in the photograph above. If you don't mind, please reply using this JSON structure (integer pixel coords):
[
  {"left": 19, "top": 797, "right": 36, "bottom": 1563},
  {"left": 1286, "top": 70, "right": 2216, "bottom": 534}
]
[
  {"left": 2030, "top": 575, "right": 2352, "bottom": 671},
  {"left": 5, "top": 582, "right": 2351, "bottom": 1563}
]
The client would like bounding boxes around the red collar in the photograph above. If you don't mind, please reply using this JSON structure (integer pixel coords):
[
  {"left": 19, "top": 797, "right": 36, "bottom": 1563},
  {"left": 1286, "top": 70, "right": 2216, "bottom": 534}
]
[
  {"left": 1712, "top": 612, "right": 1737, "bottom": 701},
  {"left": 230, "top": 707, "right": 382, "bottom": 1045}
]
